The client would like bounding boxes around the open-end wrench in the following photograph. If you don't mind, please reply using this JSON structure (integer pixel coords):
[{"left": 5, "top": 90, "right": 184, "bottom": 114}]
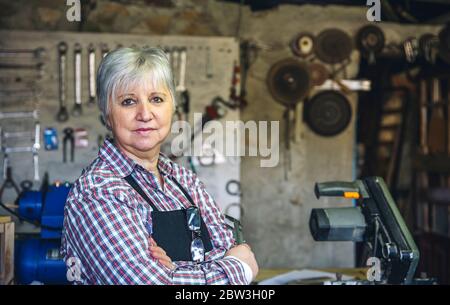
[
  {"left": 0, "top": 110, "right": 39, "bottom": 120},
  {"left": 0, "top": 88, "right": 39, "bottom": 99},
  {"left": 0, "top": 62, "right": 45, "bottom": 79},
  {"left": 72, "top": 43, "right": 83, "bottom": 116},
  {"left": 177, "top": 48, "right": 190, "bottom": 117},
  {"left": 87, "top": 44, "right": 96, "bottom": 107},
  {"left": 33, "top": 123, "right": 40, "bottom": 181},
  {"left": 176, "top": 48, "right": 187, "bottom": 92},
  {"left": 164, "top": 46, "right": 171, "bottom": 64},
  {"left": 0, "top": 47, "right": 46, "bottom": 58},
  {"left": 101, "top": 43, "right": 109, "bottom": 58},
  {"left": 171, "top": 47, "right": 179, "bottom": 87},
  {"left": 57, "top": 42, "right": 69, "bottom": 122}
]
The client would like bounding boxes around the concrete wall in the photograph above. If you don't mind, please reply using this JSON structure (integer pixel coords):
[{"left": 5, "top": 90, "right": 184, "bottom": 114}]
[{"left": 0, "top": 0, "right": 443, "bottom": 269}]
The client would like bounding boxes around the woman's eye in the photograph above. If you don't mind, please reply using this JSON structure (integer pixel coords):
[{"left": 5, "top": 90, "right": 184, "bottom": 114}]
[
  {"left": 121, "top": 98, "right": 136, "bottom": 106},
  {"left": 152, "top": 96, "right": 164, "bottom": 103}
]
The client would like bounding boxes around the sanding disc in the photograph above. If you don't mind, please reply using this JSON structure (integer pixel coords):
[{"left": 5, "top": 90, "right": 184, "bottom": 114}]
[
  {"left": 315, "top": 28, "right": 353, "bottom": 64},
  {"left": 304, "top": 90, "right": 352, "bottom": 137},
  {"left": 267, "top": 58, "right": 311, "bottom": 107}
]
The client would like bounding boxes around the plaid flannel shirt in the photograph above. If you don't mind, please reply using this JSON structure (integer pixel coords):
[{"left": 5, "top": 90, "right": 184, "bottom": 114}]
[{"left": 60, "top": 138, "right": 247, "bottom": 285}]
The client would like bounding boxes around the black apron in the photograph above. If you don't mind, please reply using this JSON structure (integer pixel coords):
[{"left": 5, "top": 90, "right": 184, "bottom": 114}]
[{"left": 124, "top": 174, "right": 213, "bottom": 262}]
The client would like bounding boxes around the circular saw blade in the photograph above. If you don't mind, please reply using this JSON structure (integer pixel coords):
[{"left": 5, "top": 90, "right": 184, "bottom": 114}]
[
  {"left": 267, "top": 58, "right": 311, "bottom": 107},
  {"left": 315, "top": 28, "right": 353, "bottom": 64},
  {"left": 304, "top": 90, "right": 352, "bottom": 137}
]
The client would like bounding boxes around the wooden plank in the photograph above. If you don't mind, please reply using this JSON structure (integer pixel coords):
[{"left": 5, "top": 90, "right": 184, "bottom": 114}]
[
  {"left": 0, "top": 216, "right": 12, "bottom": 224},
  {"left": 0, "top": 221, "right": 15, "bottom": 285}
]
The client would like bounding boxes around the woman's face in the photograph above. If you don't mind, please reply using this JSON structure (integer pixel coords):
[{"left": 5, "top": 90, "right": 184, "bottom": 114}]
[{"left": 108, "top": 80, "right": 174, "bottom": 158}]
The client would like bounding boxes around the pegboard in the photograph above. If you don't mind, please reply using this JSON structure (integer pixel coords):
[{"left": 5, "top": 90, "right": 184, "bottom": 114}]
[{"left": 0, "top": 30, "right": 242, "bottom": 232}]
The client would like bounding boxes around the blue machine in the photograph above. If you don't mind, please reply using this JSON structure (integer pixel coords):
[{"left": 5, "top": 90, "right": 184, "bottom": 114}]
[{"left": 15, "top": 183, "right": 71, "bottom": 284}]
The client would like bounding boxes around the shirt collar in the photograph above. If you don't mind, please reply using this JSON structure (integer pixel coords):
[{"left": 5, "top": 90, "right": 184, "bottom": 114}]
[{"left": 99, "top": 137, "right": 174, "bottom": 178}]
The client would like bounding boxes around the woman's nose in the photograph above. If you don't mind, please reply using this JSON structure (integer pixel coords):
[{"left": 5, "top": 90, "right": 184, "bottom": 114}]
[{"left": 136, "top": 101, "right": 153, "bottom": 121}]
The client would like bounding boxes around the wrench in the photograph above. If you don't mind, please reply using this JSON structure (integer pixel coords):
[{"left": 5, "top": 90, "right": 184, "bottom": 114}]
[
  {"left": 177, "top": 48, "right": 190, "bottom": 116},
  {"left": 33, "top": 123, "right": 40, "bottom": 181},
  {"left": 72, "top": 43, "right": 82, "bottom": 116},
  {"left": 171, "top": 47, "right": 179, "bottom": 87},
  {"left": 87, "top": 44, "right": 96, "bottom": 107},
  {"left": 0, "top": 89, "right": 39, "bottom": 99},
  {"left": 164, "top": 46, "right": 171, "bottom": 63},
  {"left": 57, "top": 42, "right": 69, "bottom": 122},
  {"left": 0, "top": 62, "right": 44, "bottom": 70},
  {"left": 101, "top": 43, "right": 109, "bottom": 58},
  {"left": 0, "top": 110, "right": 39, "bottom": 120},
  {"left": 0, "top": 47, "right": 46, "bottom": 58},
  {"left": 176, "top": 48, "right": 187, "bottom": 92}
]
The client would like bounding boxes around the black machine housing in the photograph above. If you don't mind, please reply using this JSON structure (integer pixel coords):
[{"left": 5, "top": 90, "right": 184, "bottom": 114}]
[{"left": 309, "top": 176, "right": 420, "bottom": 284}]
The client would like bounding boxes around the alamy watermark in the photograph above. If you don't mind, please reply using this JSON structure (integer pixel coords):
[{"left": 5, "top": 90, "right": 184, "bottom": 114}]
[
  {"left": 66, "top": 0, "right": 81, "bottom": 22},
  {"left": 66, "top": 256, "right": 82, "bottom": 282},
  {"left": 366, "top": 0, "right": 381, "bottom": 22},
  {"left": 170, "top": 114, "right": 280, "bottom": 168},
  {"left": 366, "top": 257, "right": 382, "bottom": 281}
]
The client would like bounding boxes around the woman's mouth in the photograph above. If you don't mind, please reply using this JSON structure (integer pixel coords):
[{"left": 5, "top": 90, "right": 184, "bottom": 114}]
[{"left": 134, "top": 128, "right": 156, "bottom": 135}]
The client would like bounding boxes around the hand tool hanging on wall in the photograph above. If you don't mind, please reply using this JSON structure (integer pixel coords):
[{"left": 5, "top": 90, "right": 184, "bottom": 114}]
[
  {"left": 0, "top": 167, "right": 20, "bottom": 203},
  {"left": 427, "top": 78, "right": 445, "bottom": 154},
  {"left": 267, "top": 58, "right": 311, "bottom": 180},
  {"left": 0, "top": 62, "right": 44, "bottom": 70},
  {"left": 303, "top": 90, "right": 352, "bottom": 137},
  {"left": 418, "top": 33, "right": 439, "bottom": 64},
  {"left": 290, "top": 32, "right": 315, "bottom": 58},
  {"left": 1, "top": 123, "right": 41, "bottom": 181},
  {"left": 101, "top": 43, "right": 109, "bottom": 58},
  {"left": 56, "top": 42, "right": 69, "bottom": 122},
  {"left": 355, "top": 24, "right": 385, "bottom": 65},
  {"left": 171, "top": 47, "right": 179, "bottom": 87},
  {"left": 0, "top": 47, "right": 46, "bottom": 59},
  {"left": 403, "top": 37, "right": 419, "bottom": 63},
  {"left": 0, "top": 110, "right": 38, "bottom": 120},
  {"left": 164, "top": 46, "right": 171, "bottom": 63},
  {"left": 87, "top": 44, "right": 97, "bottom": 107},
  {"left": 62, "top": 127, "right": 74, "bottom": 163},
  {"left": 72, "top": 43, "right": 83, "bottom": 116},
  {"left": 32, "top": 123, "right": 40, "bottom": 181},
  {"left": 176, "top": 47, "right": 190, "bottom": 120},
  {"left": 239, "top": 41, "right": 258, "bottom": 109}
]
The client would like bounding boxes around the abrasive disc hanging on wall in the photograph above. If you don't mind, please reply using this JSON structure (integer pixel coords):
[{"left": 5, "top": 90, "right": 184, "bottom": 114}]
[
  {"left": 266, "top": 58, "right": 311, "bottom": 107},
  {"left": 303, "top": 90, "right": 352, "bottom": 137},
  {"left": 314, "top": 28, "right": 353, "bottom": 64}
]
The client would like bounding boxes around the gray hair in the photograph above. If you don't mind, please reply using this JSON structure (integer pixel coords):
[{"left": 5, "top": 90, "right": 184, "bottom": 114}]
[{"left": 96, "top": 47, "right": 176, "bottom": 128}]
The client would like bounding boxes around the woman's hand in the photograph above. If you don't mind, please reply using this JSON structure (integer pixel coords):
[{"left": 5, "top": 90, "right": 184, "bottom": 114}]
[
  {"left": 149, "top": 237, "right": 176, "bottom": 271},
  {"left": 224, "top": 244, "right": 259, "bottom": 280}
]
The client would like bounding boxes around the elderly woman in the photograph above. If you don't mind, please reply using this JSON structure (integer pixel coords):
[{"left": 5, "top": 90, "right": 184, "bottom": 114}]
[{"left": 60, "top": 47, "right": 258, "bottom": 285}]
